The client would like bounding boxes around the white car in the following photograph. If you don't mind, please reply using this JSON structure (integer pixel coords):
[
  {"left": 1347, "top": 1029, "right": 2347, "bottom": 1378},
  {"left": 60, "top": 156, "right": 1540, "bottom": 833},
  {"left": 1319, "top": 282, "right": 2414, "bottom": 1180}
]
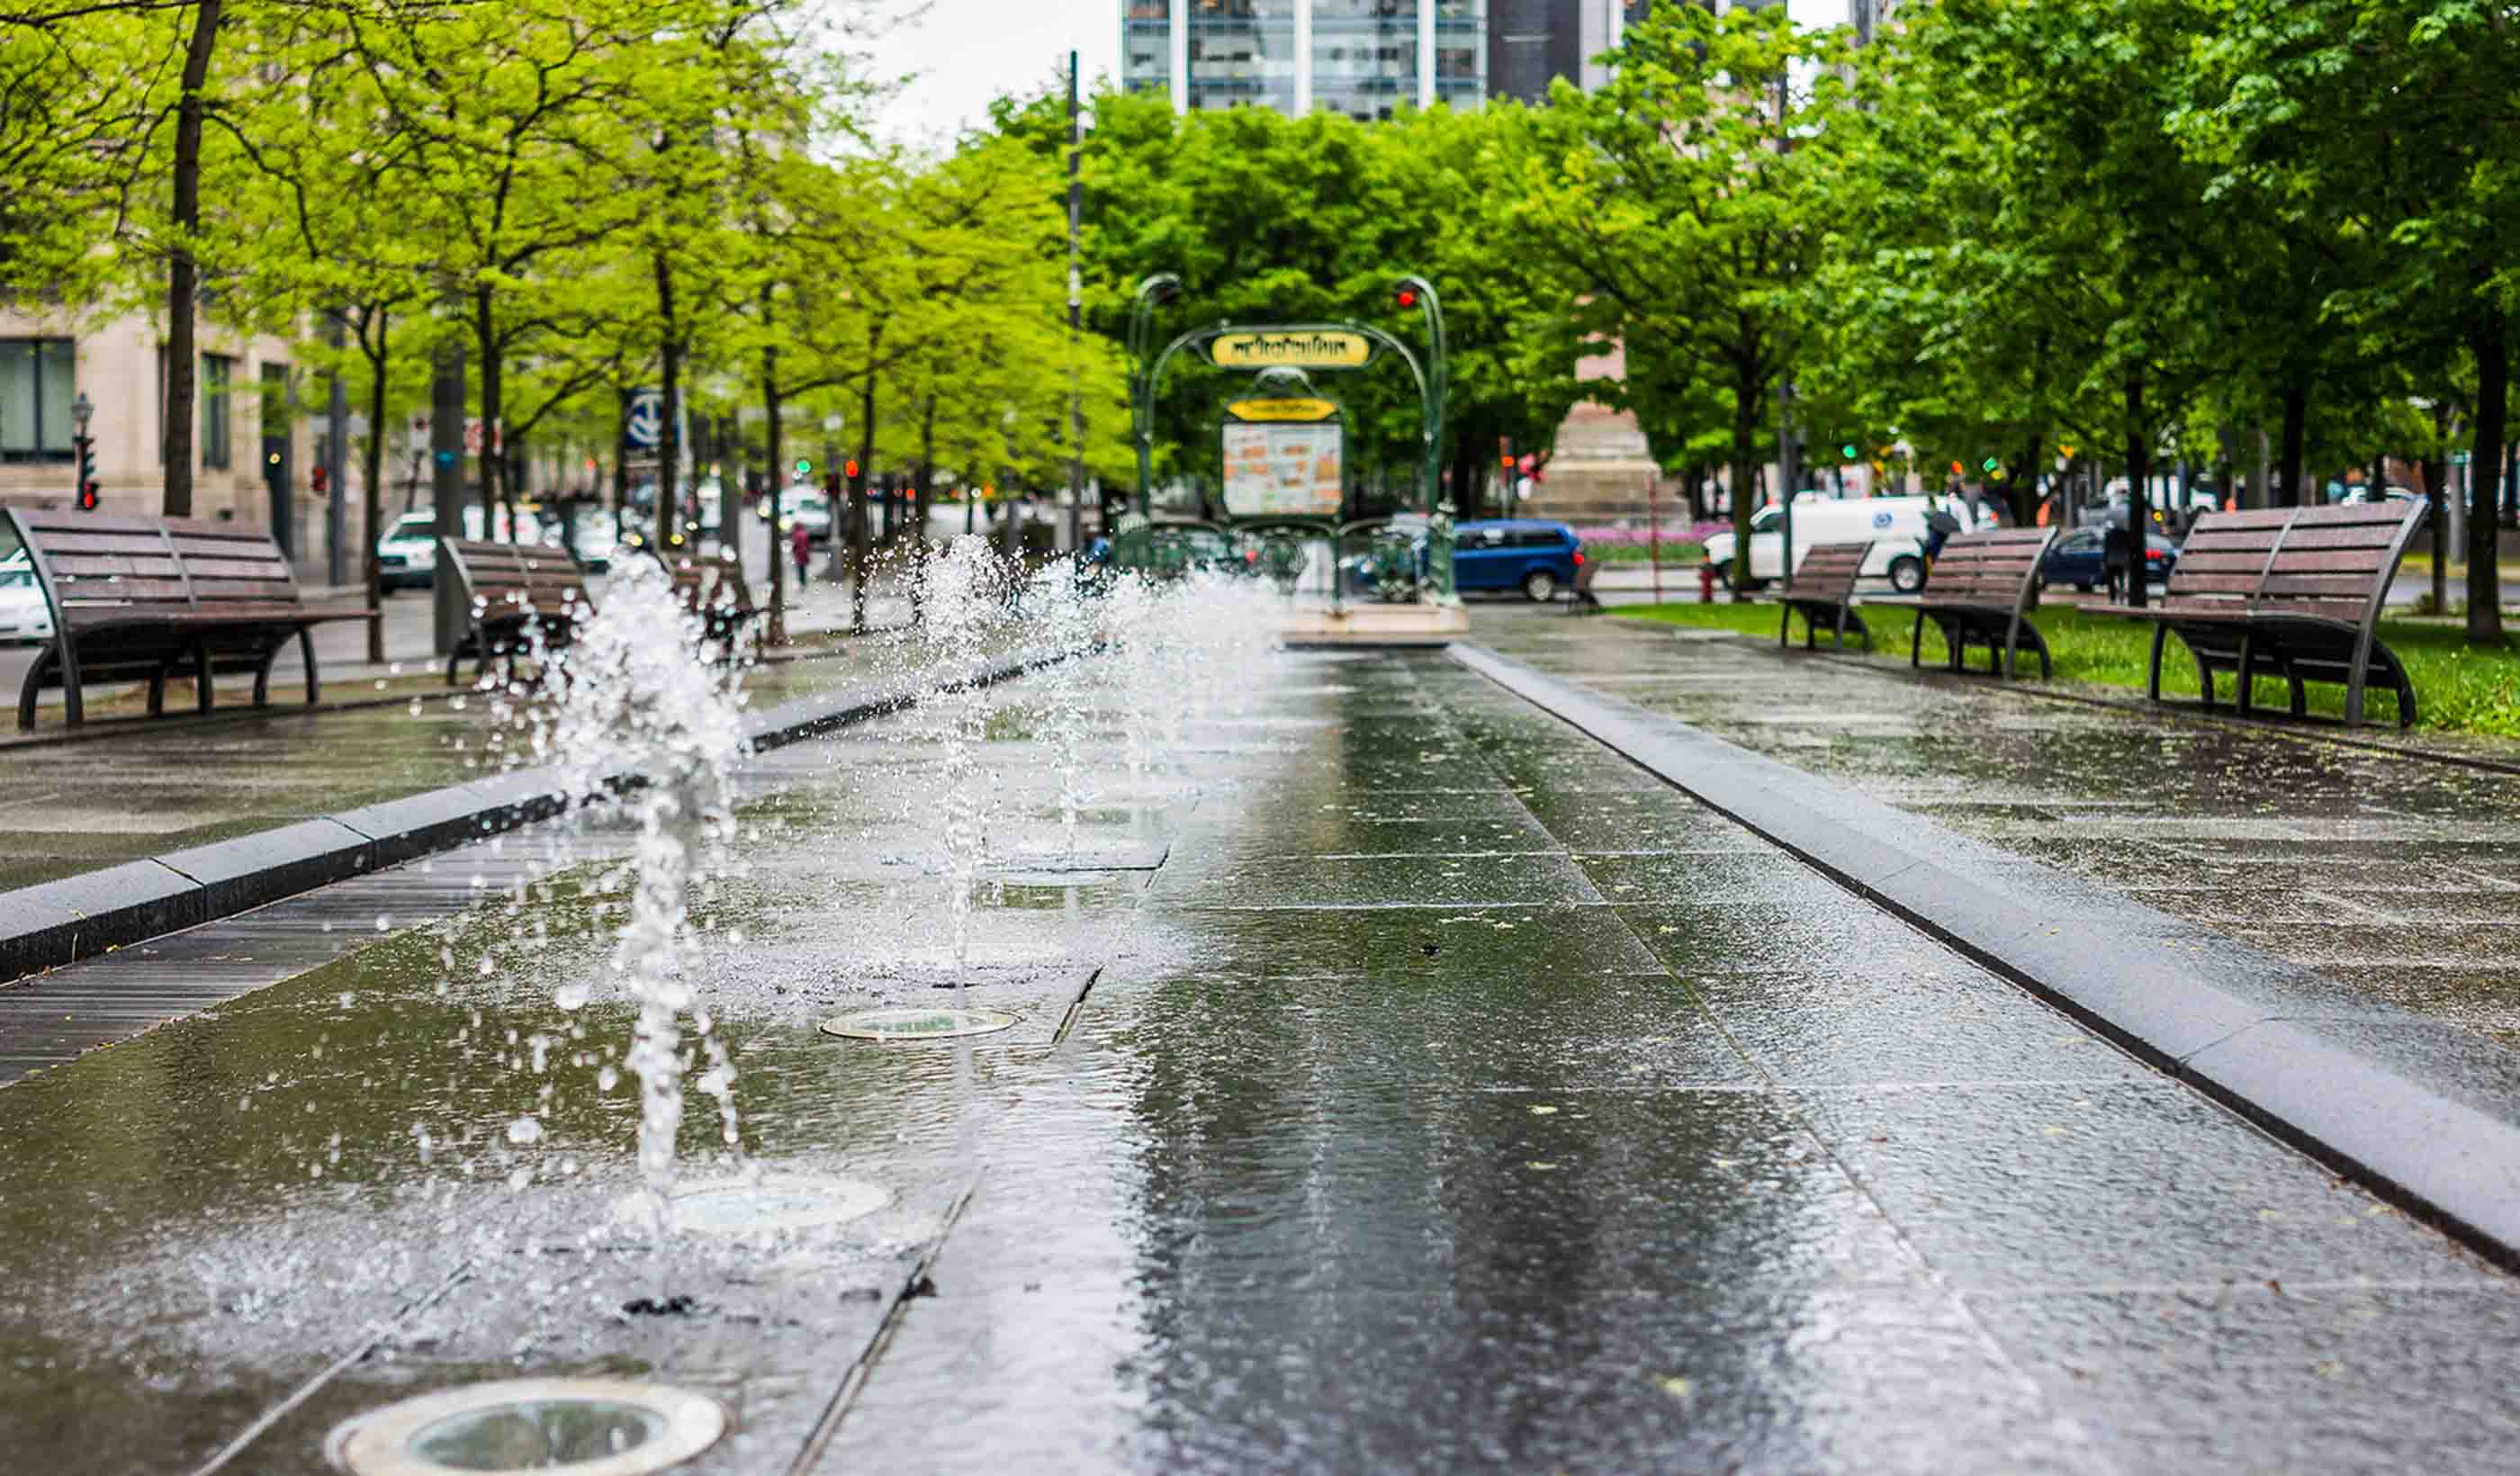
[
  {"left": 374, "top": 506, "right": 561, "bottom": 592},
  {"left": 0, "top": 549, "right": 53, "bottom": 645},
  {"left": 1702, "top": 495, "right": 1964, "bottom": 592}
]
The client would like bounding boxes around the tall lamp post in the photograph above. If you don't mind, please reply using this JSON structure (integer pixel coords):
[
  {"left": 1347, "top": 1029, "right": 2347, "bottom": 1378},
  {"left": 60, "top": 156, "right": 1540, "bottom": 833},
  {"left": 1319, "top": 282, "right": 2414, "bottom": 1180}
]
[
  {"left": 1128, "top": 272, "right": 1182, "bottom": 518},
  {"left": 69, "top": 392, "right": 95, "bottom": 510},
  {"left": 1392, "top": 274, "right": 1453, "bottom": 600}
]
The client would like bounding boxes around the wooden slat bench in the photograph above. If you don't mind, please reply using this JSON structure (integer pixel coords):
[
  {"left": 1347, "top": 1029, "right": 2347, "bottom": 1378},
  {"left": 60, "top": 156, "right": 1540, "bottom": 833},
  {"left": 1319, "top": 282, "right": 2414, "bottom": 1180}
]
[
  {"left": 1873, "top": 526, "right": 2058, "bottom": 679},
  {"left": 2098, "top": 501, "right": 2426, "bottom": 726},
  {"left": 662, "top": 549, "right": 763, "bottom": 653},
  {"left": 439, "top": 537, "right": 592, "bottom": 687},
  {"left": 4, "top": 505, "right": 377, "bottom": 730},
  {"left": 1776, "top": 540, "right": 1873, "bottom": 651}
]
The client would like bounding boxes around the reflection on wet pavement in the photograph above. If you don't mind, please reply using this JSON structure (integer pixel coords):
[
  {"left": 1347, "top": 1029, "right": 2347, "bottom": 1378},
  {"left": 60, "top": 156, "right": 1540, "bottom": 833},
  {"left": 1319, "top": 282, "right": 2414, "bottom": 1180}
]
[{"left": 0, "top": 640, "right": 2513, "bottom": 1472}]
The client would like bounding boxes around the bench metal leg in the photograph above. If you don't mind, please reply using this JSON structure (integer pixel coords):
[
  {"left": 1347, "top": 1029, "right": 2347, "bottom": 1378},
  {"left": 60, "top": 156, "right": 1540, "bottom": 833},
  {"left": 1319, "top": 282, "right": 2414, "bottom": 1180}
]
[
  {"left": 2146, "top": 625, "right": 2170, "bottom": 702},
  {"left": 1909, "top": 608, "right": 1927, "bottom": 668},
  {"left": 18, "top": 646, "right": 53, "bottom": 731},
  {"left": 193, "top": 638, "right": 214, "bottom": 715},
  {"left": 148, "top": 653, "right": 178, "bottom": 716},
  {"left": 2236, "top": 635, "right": 2258, "bottom": 717},
  {"left": 1779, "top": 603, "right": 1793, "bottom": 648},
  {"left": 300, "top": 626, "right": 320, "bottom": 706},
  {"left": 254, "top": 644, "right": 275, "bottom": 706},
  {"left": 58, "top": 634, "right": 83, "bottom": 727},
  {"left": 2344, "top": 653, "right": 2367, "bottom": 728}
]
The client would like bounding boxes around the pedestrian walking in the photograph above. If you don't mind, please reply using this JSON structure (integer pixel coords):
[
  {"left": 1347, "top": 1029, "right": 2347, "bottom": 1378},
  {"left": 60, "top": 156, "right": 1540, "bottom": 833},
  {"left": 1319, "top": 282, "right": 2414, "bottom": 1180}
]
[{"left": 790, "top": 519, "right": 811, "bottom": 588}]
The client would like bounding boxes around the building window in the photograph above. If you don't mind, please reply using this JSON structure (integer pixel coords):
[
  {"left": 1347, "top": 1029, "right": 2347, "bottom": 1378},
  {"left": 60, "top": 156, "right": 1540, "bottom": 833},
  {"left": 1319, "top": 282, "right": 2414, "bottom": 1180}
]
[
  {"left": 202, "top": 353, "right": 234, "bottom": 470},
  {"left": 0, "top": 338, "right": 76, "bottom": 464}
]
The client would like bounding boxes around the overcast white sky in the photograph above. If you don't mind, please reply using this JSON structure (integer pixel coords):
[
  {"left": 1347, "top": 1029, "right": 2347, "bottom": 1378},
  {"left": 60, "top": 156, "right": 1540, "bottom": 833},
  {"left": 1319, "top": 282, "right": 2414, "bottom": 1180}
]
[{"left": 864, "top": 0, "right": 1846, "bottom": 148}]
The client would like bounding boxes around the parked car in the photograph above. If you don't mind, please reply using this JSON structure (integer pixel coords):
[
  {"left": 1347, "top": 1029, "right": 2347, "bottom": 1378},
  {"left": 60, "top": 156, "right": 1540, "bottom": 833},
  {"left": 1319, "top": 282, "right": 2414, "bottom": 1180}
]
[
  {"left": 374, "top": 506, "right": 562, "bottom": 592},
  {"left": 1450, "top": 518, "right": 1585, "bottom": 601},
  {"left": 0, "top": 544, "right": 54, "bottom": 646},
  {"left": 2037, "top": 526, "right": 2178, "bottom": 592},
  {"left": 1701, "top": 495, "right": 1971, "bottom": 593}
]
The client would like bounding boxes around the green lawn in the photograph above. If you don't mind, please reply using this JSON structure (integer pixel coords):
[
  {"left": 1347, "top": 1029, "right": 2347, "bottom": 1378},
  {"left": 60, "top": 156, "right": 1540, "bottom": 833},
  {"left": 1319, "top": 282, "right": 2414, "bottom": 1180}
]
[
  {"left": 1583, "top": 541, "right": 1706, "bottom": 566},
  {"left": 1616, "top": 598, "right": 2520, "bottom": 739}
]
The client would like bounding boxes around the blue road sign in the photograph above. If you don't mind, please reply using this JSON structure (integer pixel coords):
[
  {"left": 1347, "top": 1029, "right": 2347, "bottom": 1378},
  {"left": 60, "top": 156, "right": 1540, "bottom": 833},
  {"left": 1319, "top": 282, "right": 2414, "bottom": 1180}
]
[{"left": 625, "top": 390, "right": 664, "bottom": 452}]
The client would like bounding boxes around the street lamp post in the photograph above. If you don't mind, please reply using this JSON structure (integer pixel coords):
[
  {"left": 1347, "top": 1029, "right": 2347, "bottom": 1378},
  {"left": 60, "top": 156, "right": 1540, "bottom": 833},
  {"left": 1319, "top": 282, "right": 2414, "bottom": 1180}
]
[
  {"left": 1392, "top": 274, "right": 1454, "bottom": 601},
  {"left": 69, "top": 392, "right": 94, "bottom": 510},
  {"left": 1129, "top": 273, "right": 1183, "bottom": 518}
]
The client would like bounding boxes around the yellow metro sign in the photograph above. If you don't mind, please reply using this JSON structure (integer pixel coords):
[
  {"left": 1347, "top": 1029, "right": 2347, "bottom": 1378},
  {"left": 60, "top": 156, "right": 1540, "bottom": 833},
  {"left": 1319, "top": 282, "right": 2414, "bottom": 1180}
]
[
  {"left": 1210, "top": 330, "right": 1372, "bottom": 371},
  {"left": 1227, "top": 397, "right": 1338, "bottom": 423}
]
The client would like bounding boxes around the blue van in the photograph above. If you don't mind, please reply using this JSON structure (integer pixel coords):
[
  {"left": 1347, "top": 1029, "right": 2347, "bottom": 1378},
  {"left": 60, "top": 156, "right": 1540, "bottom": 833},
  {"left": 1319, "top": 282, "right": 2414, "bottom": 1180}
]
[{"left": 1451, "top": 519, "right": 1585, "bottom": 601}]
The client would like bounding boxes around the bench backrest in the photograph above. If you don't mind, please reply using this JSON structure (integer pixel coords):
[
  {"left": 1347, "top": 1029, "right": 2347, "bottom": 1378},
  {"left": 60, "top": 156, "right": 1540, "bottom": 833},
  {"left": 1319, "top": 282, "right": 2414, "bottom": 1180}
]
[
  {"left": 1783, "top": 541, "right": 1871, "bottom": 602},
  {"left": 2161, "top": 508, "right": 2292, "bottom": 613},
  {"left": 440, "top": 537, "right": 590, "bottom": 616},
  {"left": 2163, "top": 500, "right": 2424, "bottom": 625},
  {"left": 2255, "top": 501, "right": 2426, "bottom": 625},
  {"left": 1925, "top": 526, "right": 2054, "bottom": 608},
  {"left": 2, "top": 505, "right": 302, "bottom": 622}
]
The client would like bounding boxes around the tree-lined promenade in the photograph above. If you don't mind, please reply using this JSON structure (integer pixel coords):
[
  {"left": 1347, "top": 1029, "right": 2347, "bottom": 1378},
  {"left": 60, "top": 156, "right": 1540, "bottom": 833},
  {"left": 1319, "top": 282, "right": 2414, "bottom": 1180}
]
[{"left": 2, "top": 0, "right": 2511, "bottom": 651}]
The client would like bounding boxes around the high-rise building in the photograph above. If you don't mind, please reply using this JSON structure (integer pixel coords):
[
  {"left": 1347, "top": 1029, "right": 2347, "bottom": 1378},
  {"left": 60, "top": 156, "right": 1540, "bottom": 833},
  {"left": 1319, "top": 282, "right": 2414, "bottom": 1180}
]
[
  {"left": 1117, "top": 3, "right": 1792, "bottom": 118},
  {"left": 1121, "top": 1, "right": 1489, "bottom": 120}
]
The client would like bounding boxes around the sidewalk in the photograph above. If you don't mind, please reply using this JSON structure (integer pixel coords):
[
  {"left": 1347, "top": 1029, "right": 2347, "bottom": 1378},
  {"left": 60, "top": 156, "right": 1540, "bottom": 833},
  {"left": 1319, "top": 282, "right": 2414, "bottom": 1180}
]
[
  {"left": 2, "top": 643, "right": 2513, "bottom": 1472},
  {"left": 1473, "top": 606, "right": 2520, "bottom": 1117},
  {"left": 0, "top": 591, "right": 909, "bottom": 895}
]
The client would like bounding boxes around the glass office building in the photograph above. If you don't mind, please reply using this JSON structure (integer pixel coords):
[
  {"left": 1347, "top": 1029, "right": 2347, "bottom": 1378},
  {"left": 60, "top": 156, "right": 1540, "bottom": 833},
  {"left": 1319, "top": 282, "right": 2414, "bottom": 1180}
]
[
  {"left": 1120, "top": 1, "right": 1778, "bottom": 118},
  {"left": 1121, "top": 0, "right": 1490, "bottom": 119}
]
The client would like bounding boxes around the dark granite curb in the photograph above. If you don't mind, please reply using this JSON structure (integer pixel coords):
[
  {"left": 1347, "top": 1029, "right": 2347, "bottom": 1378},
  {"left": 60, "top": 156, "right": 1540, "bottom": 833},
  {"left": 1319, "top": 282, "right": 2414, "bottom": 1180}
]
[
  {"left": 0, "top": 649, "right": 1050, "bottom": 987},
  {"left": 1450, "top": 639, "right": 2520, "bottom": 1269}
]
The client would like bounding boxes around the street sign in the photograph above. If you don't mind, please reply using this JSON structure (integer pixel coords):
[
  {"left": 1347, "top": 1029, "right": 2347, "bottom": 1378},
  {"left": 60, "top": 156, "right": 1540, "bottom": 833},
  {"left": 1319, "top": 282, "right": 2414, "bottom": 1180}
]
[
  {"left": 625, "top": 390, "right": 664, "bottom": 451},
  {"left": 1210, "top": 330, "right": 1372, "bottom": 371},
  {"left": 1227, "top": 397, "right": 1338, "bottom": 423}
]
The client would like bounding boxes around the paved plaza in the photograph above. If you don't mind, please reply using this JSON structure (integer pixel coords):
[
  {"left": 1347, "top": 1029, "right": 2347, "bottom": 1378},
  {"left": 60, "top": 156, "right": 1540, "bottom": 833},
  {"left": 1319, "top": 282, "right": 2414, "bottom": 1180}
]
[{"left": 0, "top": 604, "right": 2516, "bottom": 1472}]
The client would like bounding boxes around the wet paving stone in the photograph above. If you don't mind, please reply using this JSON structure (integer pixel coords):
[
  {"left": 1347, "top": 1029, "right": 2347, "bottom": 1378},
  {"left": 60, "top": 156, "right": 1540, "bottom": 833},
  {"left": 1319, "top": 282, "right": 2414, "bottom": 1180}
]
[
  {"left": 4, "top": 632, "right": 2516, "bottom": 1472},
  {"left": 1788, "top": 1080, "right": 2496, "bottom": 1293},
  {"left": 1965, "top": 1284, "right": 2520, "bottom": 1473}
]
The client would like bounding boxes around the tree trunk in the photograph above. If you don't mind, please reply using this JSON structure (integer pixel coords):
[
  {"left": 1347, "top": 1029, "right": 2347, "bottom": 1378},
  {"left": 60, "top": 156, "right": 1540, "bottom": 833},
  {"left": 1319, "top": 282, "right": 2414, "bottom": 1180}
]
[
  {"left": 473, "top": 284, "right": 508, "bottom": 538},
  {"left": 2467, "top": 306, "right": 2507, "bottom": 643},
  {"left": 653, "top": 250, "right": 680, "bottom": 564},
  {"left": 2276, "top": 375, "right": 2308, "bottom": 508},
  {"left": 2122, "top": 371, "right": 2149, "bottom": 611},
  {"left": 850, "top": 330, "right": 880, "bottom": 633},
  {"left": 760, "top": 313, "right": 786, "bottom": 647},
  {"left": 1727, "top": 359, "right": 1760, "bottom": 599},
  {"left": 2422, "top": 399, "right": 2451, "bottom": 615},
  {"left": 361, "top": 307, "right": 389, "bottom": 663},
  {"left": 162, "top": 0, "right": 222, "bottom": 518},
  {"left": 613, "top": 387, "right": 631, "bottom": 524}
]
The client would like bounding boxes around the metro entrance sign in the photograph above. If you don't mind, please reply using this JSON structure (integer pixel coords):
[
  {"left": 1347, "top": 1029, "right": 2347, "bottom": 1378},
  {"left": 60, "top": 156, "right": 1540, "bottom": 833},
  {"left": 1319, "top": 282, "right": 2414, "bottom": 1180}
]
[{"left": 1210, "top": 330, "right": 1373, "bottom": 371}]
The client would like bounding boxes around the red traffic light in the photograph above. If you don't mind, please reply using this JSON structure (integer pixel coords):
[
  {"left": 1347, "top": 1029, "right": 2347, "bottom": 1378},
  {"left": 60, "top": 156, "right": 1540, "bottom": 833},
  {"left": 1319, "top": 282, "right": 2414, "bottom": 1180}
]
[
  {"left": 1396, "top": 288, "right": 1418, "bottom": 309},
  {"left": 310, "top": 466, "right": 328, "bottom": 494},
  {"left": 844, "top": 459, "right": 860, "bottom": 479},
  {"left": 76, "top": 480, "right": 98, "bottom": 511}
]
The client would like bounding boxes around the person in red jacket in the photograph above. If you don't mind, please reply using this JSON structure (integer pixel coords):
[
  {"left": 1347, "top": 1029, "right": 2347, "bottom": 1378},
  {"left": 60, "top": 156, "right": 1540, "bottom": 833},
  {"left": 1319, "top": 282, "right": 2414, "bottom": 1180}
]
[{"left": 790, "top": 518, "right": 812, "bottom": 588}]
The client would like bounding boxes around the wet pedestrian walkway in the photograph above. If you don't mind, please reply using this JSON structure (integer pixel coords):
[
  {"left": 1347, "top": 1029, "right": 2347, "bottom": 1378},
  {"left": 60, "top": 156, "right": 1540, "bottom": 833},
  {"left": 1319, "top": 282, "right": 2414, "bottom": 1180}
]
[
  {"left": 0, "top": 642, "right": 2514, "bottom": 1472},
  {"left": 1479, "top": 609, "right": 2520, "bottom": 1084},
  {"left": 0, "top": 617, "right": 897, "bottom": 894}
]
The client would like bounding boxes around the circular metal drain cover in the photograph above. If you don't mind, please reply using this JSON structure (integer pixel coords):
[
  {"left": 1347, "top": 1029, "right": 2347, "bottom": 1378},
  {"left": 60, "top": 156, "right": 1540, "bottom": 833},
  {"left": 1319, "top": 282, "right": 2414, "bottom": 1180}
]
[
  {"left": 818, "top": 1006, "right": 1019, "bottom": 1041},
  {"left": 670, "top": 1174, "right": 889, "bottom": 1235},
  {"left": 327, "top": 1378, "right": 724, "bottom": 1475}
]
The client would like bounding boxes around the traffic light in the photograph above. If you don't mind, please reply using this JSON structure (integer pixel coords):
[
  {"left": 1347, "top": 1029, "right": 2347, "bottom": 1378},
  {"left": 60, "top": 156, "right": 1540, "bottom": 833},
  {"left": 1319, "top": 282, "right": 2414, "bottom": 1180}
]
[
  {"left": 843, "top": 459, "right": 860, "bottom": 480},
  {"left": 310, "top": 464, "right": 328, "bottom": 495},
  {"left": 795, "top": 457, "right": 811, "bottom": 474},
  {"left": 1840, "top": 442, "right": 1858, "bottom": 461},
  {"left": 1396, "top": 284, "right": 1419, "bottom": 310},
  {"left": 1980, "top": 456, "right": 2000, "bottom": 473},
  {"left": 75, "top": 438, "right": 96, "bottom": 510},
  {"left": 1949, "top": 460, "right": 1965, "bottom": 477}
]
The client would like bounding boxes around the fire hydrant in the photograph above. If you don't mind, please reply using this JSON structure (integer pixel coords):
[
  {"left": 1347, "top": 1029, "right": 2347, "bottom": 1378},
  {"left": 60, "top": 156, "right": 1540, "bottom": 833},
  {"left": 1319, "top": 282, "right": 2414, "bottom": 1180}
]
[{"left": 1698, "top": 562, "right": 1717, "bottom": 603}]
